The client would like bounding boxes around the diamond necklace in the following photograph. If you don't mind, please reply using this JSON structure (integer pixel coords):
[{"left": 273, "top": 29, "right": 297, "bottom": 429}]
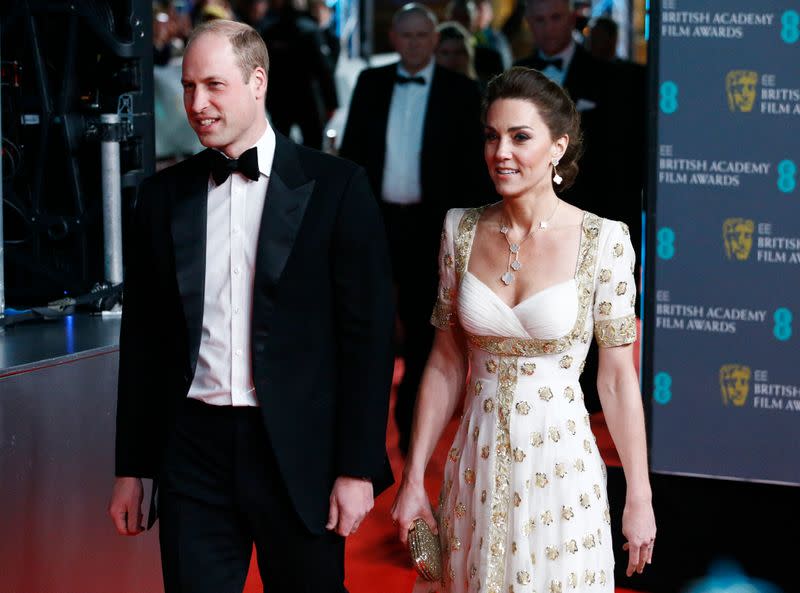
[{"left": 499, "top": 199, "right": 560, "bottom": 286}]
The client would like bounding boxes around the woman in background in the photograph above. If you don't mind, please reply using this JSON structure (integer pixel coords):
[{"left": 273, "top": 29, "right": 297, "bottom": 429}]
[{"left": 435, "top": 22, "right": 478, "bottom": 82}]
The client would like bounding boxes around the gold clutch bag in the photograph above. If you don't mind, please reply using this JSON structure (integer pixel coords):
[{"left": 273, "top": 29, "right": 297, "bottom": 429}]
[{"left": 407, "top": 518, "right": 442, "bottom": 582}]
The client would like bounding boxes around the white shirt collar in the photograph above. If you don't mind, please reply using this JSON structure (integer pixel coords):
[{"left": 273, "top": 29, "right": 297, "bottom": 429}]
[{"left": 254, "top": 122, "right": 276, "bottom": 178}]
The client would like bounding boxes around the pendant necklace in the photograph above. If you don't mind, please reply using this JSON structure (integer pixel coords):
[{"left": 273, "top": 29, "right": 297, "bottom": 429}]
[{"left": 499, "top": 199, "right": 560, "bottom": 286}]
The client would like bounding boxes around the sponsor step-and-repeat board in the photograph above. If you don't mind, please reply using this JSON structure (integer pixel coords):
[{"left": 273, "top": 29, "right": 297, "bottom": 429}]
[{"left": 649, "top": 0, "right": 799, "bottom": 485}]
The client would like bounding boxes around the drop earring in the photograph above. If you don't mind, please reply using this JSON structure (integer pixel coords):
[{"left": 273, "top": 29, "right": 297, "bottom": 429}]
[{"left": 552, "top": 158, "right": 563, "bottom": 185}]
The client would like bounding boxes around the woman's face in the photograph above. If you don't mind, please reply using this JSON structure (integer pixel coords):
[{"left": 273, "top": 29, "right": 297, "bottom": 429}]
[
  {"left": 483, "top": 98, "right": 567, "bottom": 199},
  {"left": 435, "top": 38, "right": 470, "bottom": 76}
]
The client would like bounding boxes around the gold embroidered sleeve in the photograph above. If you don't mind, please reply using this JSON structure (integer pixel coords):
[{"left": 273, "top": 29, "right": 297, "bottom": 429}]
[
  {"left": 431, "top": 298, "right": 455, "bottom": 330},
  {"left": 594, "top": 315, "right": 637, "bottom": 347},
  {"left": 593, "top": 220, "right": 637, "bottom": 345},
  {"left": 430, "top": 210, "right": 460, "bottom": 331}
]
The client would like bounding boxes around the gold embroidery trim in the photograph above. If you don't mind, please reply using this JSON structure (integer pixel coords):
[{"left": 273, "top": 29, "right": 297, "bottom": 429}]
[
  {"left": 595, "top": 314, "right": 637, "bottom": 347},
  {"left": 454, "top": 206, "right": 489, "bottom": 279},
  {"left": 431, "top": 299, "right": 454, "bottom": 330},
  {"left": 464, "top": 213, "right": 603, "bottom": 357},
  {"left": 487, "top": 359, "right": 517, "bottom": 593}
]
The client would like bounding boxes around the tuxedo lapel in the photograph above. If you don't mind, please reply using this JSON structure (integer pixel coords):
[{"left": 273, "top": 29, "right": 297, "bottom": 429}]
[
  {"left": 420, "top": 66, "right": 441, "bottom": 164},
  {"left": 563, "top": 47, "right": 584, "bottom": 99},
  {"left": 372, "top": 66, "right": 396, "bottom": 184},
  {"left": 171, "top": 150, "right": 212, "bottom": 374},
  {"left": 256, "top": 134, "right": 315, "bottom": 287}
]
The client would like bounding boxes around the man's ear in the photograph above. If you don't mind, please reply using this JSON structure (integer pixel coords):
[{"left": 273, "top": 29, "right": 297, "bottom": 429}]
[{"left": 252, "top": 66, "right": 268, "bottom": 101}]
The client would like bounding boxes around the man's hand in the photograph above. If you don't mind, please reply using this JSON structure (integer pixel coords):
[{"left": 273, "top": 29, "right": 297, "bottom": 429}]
[
  {"left": 108, "top": 476, "right": 145, "bottom": 535},
  {"left": 325, "top": 476, "right": 374, "bottom": 537}
]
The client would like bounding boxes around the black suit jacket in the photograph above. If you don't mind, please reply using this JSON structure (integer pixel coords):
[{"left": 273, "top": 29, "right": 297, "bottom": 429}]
[
  {"left": 515, "top": 45, "right": 643, "bottom": 256},
  {"left": 339, "top": 62, "right": 495, "bottom": 223},
  {"left": 115, "top": 133, "right": 395, "bottom": 534},
  {"left": 262, "top": 10, "right": 339, "bottom": 125}
]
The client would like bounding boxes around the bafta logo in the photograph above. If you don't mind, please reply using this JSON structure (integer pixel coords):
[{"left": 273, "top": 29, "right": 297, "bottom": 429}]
[
  {"left": 720, "top": 364, "right": 751, "bottom": 407},
  {"left": 726, "top": 70, "right": 758, "bottom": 112},
  {"left": 722, "top": 218, "right": 754, "bottom": 261}
]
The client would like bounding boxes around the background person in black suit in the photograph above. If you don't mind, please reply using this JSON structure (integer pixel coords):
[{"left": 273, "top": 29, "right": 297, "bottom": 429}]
[
  {"left": 515, "top": 0, "right": 644, "bottom": 414},
  {"left": 261, "top": 0, "right": 338, "bottom": 149},
  {"left": 339, "top": 2, "right": 494, "bottom": 455},
  {"left": 308, "top": 0, "right": 341, "bottom": 73},
  {"left": 107, "top": 19, "right": 394, "bottom": 593}
]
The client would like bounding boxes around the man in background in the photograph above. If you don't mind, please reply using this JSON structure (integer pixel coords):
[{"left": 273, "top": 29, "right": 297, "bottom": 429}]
[
  {"left": 261, "top": 0, "right": 338, "bottom": 149},
  {"left": 515, "top": 0, "right": 645, "bottom": 413},
  {"left": 340, "top": 2, "right": 493, "bottom": 455}
]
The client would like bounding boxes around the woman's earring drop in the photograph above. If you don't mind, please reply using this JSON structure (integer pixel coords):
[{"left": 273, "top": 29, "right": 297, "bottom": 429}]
[{"left": 552, "top": 158, "right": 563, "bottom": 185}]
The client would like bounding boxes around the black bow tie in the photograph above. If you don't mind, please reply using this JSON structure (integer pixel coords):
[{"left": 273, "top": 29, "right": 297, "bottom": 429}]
[
  {"left": 209, "top": 146, "right": 260, "bottom": 185},
  {"left": 535, "top": 56, "right": 564, "bottom": 71},
  {"left": 396, "top": 74, "right": 426, "bottom": 86}
]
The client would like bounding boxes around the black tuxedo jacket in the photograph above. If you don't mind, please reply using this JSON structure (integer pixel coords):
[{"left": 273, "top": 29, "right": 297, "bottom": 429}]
[
  {"left": 515, "top": 45, "right": 643, "bottom": 253},
  {"left": 115, "top": 133, "right": 395, "bottom": 534},
  {"left": 339, "top": 62, "right": 495, "bottom": 224}
]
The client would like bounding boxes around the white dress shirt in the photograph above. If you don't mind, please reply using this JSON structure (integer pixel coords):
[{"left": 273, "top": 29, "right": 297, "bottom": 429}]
[
  {"left": 539, "top": 41, "right": 576, "bottom": 87},
  {"left": 187, "top": 124, "right": 276, "bottom": 407},
  {"left": 381, "top": 60, "right": 435, "bottom": 205}
]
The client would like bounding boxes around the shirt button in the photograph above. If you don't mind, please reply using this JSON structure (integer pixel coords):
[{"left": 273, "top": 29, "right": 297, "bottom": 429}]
[
  {"left": 232, "top": 226, "right": 239, "bottom": 235},
  {"left": 234, "top": 349, "right": 242, "bottom": 357},
  {"left": 233, "top": 307, "right": 240, "bottom": 315},
  {"left": 233, "top": 267, "right": 240, "bottom": 275}
]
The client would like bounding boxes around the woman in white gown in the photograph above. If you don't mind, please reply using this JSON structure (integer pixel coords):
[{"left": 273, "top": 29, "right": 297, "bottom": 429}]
[{"left": 391, "top": 68, "right": 656, "bottom": 593}]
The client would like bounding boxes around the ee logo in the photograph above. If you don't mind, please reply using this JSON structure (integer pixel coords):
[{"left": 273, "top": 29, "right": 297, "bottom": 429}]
[
  {"left": 777, "top": 160, "right": 796, "bottom": 193},
  {"left": 773, "top": 308, "right": 792, "bottom": 341},
  {"left": 653, "top": 372, "right": 672, "bottom": 405},
  {"left": 656, "top": 227, "right": 675, "bottom": 260},
  {"left": 781, "top": 10, "right": 799, "bottom": 44},
  {"left": 660, "top": 81, "right": 679, "bottom": 114}
]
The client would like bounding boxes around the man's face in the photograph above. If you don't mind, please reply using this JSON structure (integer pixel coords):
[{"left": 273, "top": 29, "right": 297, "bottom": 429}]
[
  {"left": 390, "top": 13, "right": 439, "bottom": 74},
  {"left": 181, "top": 32, "right": 267, "bottom": 158},
  {"left": 526, "top": 0, "right": 575, "bottom": 56}
]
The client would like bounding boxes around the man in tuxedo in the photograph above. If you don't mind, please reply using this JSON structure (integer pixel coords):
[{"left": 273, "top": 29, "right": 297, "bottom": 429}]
[
  {"left": 261, "top": 0, "right": 339, "bottom": 149},
  {"left": 515, "top": 0, "right": 645, "bottom": 414},
  {"left": 339, "top": 2, "right": 493, "bottom": 455},
  {"left": 107, "top": 19, "right": 394, "bottom": 593}
]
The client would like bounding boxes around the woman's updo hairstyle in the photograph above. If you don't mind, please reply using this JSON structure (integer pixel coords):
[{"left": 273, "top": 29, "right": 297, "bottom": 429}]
[{"left": 483, "top": 67, "right": 583, "bottom": 191}]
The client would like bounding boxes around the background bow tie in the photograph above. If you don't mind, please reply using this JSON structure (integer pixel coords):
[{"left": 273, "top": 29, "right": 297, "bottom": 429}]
[
  {"left": 209, "top": 146, "right": 260, "bottom": 185},
  {"left": 535, "top": 56, "right": 564, "bottom": 71},
  {"left": 396, "top": 74, "right": 426, "bottom": 86}
]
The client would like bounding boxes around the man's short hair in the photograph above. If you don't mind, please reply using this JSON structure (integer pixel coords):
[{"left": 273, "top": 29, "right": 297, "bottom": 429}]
[
  {"left": 186, "top": 19, "right": 269, "bottom": 81},
  {"left": 392, "top": 2, "right": 439, "bottom": 29},
  {"left": 591, "top": 16, "right": 618, "bottom": 37}
]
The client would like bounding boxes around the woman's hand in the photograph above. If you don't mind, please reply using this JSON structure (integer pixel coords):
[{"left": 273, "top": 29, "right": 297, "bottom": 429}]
[
  {"left": 390, "top": 476, "right": 437, "bottom": 545},
  {"left": 621, "top": 496, "right": 656, "bottom": 576}
]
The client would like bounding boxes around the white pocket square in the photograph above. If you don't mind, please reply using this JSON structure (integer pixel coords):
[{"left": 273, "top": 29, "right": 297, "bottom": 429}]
[{"left": 575, "top": 98, "right": 597, "bottom": 112}]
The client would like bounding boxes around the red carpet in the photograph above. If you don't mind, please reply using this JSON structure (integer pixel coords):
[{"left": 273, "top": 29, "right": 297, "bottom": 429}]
[{"left": 245, "top": 327, "right": 643, "bottom": 592}]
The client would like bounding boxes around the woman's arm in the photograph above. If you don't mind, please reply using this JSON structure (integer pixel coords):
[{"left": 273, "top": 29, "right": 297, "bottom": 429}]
[
  {"left": 391, "top": 325, "right": 468, "bottom": 543},
  {"left": 597, "top": 343, "right": 656, "bottom": 576}
]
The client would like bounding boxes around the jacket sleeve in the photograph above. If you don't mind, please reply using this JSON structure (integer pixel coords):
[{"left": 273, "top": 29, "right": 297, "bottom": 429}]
[
  {"left": 330, "top": 166, "right": 395, "bottom": 479},
  {"left": 115, "top": 177, "right": 162, "bottom": 478}
]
